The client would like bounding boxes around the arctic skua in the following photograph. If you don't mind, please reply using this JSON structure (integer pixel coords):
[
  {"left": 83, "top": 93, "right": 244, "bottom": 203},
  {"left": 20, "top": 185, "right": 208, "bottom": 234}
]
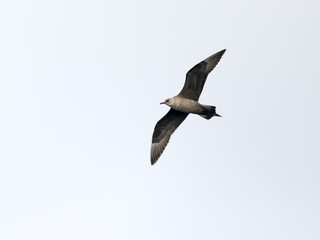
[{"left": 151, "top": 49, "right": 226, "bottom": 165}]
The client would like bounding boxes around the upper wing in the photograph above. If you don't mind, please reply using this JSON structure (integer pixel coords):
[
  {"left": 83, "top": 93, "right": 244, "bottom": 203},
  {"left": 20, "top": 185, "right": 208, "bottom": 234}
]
[
  {"left": 178, "top": 49, "right": 226, "bottom": 101},
  {"left": 151, "top": 109, "right": 189, "bottom": 165}
]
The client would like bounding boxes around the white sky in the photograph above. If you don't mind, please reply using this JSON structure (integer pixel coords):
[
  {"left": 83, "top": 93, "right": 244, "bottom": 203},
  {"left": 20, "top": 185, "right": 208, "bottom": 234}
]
[{"left": 0, "top": 0, "right": 319, "bottom": 239}]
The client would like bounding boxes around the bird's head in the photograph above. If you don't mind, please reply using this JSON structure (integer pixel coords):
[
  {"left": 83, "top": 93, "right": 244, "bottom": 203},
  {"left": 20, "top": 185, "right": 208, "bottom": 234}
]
[{"left": 160, "top": 98, "right": 173, "bottom": 106}]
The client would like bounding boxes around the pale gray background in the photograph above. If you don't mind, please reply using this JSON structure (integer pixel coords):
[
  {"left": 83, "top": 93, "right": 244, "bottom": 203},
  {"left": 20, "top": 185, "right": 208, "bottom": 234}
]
[{"left": 0, "top": 0, "right": 319, "bottom": 239}]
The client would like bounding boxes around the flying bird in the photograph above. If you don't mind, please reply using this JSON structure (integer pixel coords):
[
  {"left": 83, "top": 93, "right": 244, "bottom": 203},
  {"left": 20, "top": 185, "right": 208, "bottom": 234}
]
[{"left": 150, "top": 49, "right": 226, "bottom": 165}]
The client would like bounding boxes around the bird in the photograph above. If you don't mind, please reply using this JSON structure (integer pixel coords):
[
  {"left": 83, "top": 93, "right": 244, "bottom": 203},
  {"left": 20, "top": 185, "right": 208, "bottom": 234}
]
[{"left": 150, "top": 49, "right": 226, "bottom": 165}]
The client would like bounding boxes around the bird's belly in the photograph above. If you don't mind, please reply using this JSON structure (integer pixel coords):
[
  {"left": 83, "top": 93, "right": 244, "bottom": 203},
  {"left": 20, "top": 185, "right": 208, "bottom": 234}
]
[{"left": 173, "top": 99, "right": 202, "bottom": 114}]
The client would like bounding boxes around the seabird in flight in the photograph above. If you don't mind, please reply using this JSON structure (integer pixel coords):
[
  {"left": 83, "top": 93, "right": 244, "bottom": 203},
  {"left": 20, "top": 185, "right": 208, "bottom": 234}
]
[{"left": 150, "top": 49, "right": 226, "bottom": 165}]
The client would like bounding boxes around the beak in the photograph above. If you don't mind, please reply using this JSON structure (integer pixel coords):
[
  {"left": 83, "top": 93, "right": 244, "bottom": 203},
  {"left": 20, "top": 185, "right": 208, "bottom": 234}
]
[
  {"left": 215, "top": 113, "right": 222, "bottom": 117},
  {"left": 160, "top": 102, "right": 165, "bottom": 105}
]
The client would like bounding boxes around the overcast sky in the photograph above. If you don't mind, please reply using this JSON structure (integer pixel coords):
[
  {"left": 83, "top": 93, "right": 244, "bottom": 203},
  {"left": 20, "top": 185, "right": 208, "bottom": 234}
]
[{"left": 0, "top": 0, "right": 319, "bottom": 239}]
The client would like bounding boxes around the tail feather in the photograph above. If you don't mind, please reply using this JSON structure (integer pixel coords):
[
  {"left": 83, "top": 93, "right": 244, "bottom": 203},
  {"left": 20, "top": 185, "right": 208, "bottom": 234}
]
[{"left": 199, "top": 105, "right": 221, "bottom": 119}]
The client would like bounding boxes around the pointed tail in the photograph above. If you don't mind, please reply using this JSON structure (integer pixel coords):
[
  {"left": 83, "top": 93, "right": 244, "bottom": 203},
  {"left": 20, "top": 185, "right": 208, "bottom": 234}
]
[{"left": 199, "top": 105, "right": 221, "bottom": 119}]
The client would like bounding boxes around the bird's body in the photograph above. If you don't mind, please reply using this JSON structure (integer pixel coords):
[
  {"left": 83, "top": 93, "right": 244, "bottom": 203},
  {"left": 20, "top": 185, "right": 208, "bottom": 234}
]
[
  {"left": 165, "top": 96, "right": 203, "bottom": 114},
  {"left": 163, "top": 96, "right": 218, "bottom": 119},
  {"left": 150, "top": 49, "right": 226, "bottom": 165}
]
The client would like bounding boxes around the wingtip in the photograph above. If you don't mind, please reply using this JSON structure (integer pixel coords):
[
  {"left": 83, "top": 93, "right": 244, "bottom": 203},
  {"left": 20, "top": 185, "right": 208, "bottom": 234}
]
[{"left": 151, "top": 158, "right": 158, "bottom": 166}]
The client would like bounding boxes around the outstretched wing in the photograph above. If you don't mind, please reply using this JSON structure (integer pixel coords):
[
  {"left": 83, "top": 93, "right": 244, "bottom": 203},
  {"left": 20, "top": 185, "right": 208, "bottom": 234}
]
[
  {"left": 151, "top": 109, "right": 188, "bottom": 165},
  {"left": 178, "top": 49, "right": 226, "bottom": 101}
]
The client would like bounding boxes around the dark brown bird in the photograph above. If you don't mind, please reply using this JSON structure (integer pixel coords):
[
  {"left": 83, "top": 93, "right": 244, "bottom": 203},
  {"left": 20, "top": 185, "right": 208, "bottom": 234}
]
[{"left": 150, "top": 49, "right": 226, "bottom": 165}]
